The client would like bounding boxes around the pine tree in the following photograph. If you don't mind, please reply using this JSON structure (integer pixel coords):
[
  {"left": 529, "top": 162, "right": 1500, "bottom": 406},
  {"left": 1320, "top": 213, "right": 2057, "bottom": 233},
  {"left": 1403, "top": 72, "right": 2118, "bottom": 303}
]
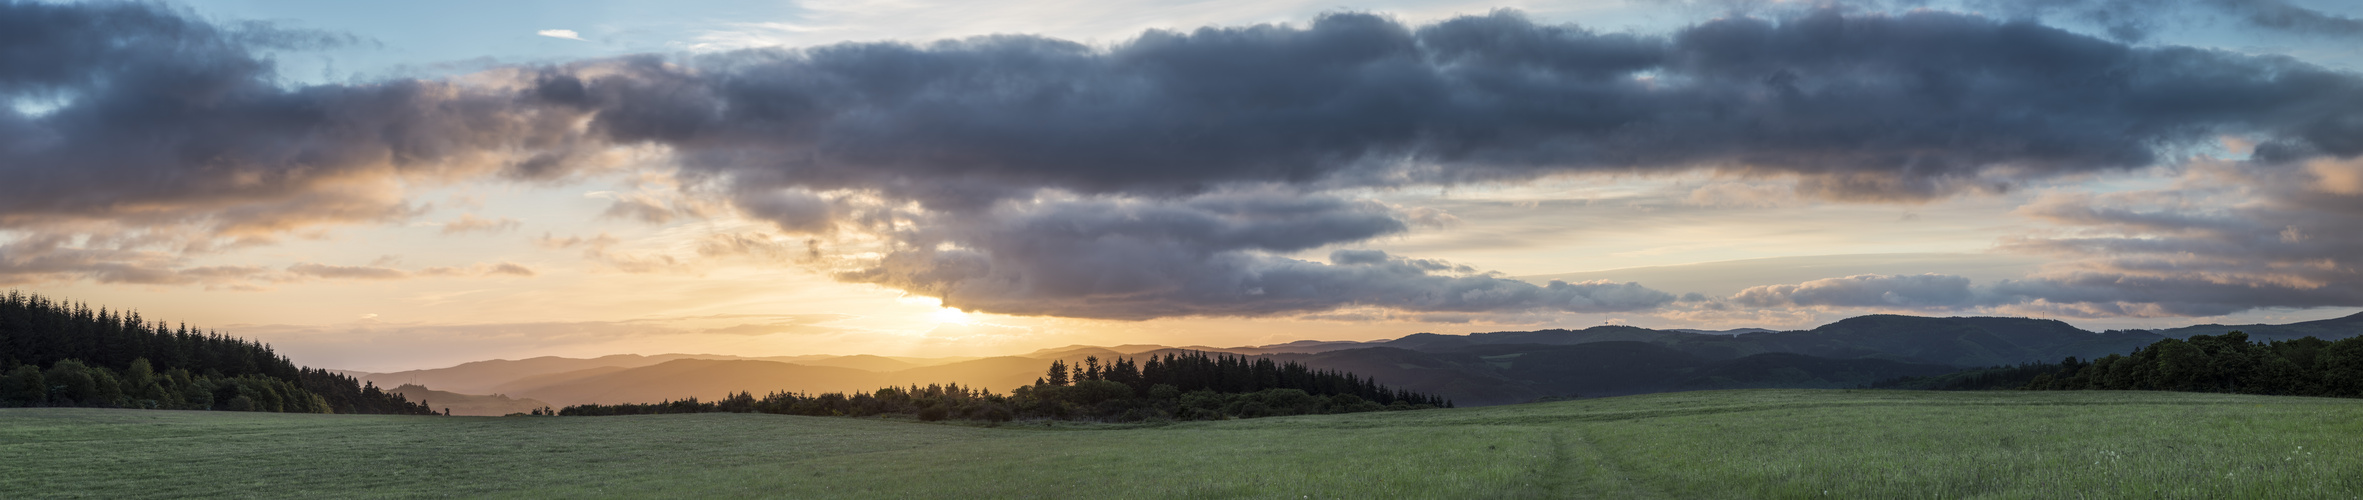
[{"left": 1046, "top": 360, "right": 1071, "bottom": 386}]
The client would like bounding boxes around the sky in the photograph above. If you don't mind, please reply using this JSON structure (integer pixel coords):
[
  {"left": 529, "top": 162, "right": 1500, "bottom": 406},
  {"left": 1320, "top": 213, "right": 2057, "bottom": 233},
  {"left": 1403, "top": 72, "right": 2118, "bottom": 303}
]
[{"left": 5, "top": 0, "right": 2363, "bottom": 371}]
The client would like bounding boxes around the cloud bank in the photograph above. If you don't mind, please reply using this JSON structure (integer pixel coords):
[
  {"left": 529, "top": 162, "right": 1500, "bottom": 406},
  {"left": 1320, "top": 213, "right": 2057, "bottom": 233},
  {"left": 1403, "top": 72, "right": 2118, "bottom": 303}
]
[
  {"left": 5, "top": 1, "right": 2363, "bottom": 320},
  {"left": 1969, "top": 0, "right": 2363, "bottom": 41},
  {"left": 547, "top": 9, "right": 2362, "bottom": 204}
]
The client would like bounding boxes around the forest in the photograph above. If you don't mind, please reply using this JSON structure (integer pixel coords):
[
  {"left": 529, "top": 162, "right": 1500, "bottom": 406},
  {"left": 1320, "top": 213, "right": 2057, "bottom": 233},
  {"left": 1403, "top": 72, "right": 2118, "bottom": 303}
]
[
  {"left": 1875, "top": 331, "right": 2363, "bottom": 396},
  {"left": 0, "top": 291, "right": 437, "bottom": 414},
  {"left": 560, "top": 352, "right": 1450, "bottom": 421}
]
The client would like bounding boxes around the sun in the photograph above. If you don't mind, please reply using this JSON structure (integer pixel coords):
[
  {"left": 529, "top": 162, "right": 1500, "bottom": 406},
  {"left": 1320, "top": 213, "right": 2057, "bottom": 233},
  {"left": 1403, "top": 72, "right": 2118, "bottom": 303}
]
[{"left": 930, "top": 307, "right": 974, "bottom": 325}]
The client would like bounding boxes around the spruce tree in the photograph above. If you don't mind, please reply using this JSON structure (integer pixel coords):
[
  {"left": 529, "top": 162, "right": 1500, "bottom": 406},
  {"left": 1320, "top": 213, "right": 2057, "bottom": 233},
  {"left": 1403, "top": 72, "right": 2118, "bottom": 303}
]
[{"left": 1046, "top": 360, "right": 1071, "bottom": 386}]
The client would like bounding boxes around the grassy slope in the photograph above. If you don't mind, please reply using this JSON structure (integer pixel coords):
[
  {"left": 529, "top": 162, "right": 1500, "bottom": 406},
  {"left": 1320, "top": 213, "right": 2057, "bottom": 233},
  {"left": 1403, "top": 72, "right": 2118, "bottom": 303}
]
[{"left": 3, "top": 390, "right": 2358, "bottom": 499}]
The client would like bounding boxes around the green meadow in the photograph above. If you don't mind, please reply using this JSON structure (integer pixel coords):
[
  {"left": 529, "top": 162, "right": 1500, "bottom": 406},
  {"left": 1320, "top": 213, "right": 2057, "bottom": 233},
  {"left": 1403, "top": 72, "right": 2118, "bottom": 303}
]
[{"left": 4, "top": 389, "right": 2357, "bottom": 499}]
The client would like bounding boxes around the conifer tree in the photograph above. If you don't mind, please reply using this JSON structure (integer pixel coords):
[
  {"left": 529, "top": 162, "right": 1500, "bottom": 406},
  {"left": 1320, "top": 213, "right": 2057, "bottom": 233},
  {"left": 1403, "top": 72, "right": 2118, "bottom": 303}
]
[{"left": 1046, "top": 360, "right": 1071, "bottom": 386}]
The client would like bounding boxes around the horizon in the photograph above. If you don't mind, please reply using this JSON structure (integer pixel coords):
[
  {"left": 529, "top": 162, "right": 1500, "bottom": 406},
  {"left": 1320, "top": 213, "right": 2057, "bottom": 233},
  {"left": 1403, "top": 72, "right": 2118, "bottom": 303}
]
[{"left": 6, "top": 0, "right": 2363, "bottom": 372}]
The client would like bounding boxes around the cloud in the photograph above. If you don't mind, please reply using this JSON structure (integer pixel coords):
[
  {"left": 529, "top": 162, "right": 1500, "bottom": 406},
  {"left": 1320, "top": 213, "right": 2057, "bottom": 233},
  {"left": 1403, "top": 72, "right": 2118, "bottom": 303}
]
[
  {"left": 587, "top": 190, "right": 707, "bottom": 224},
  {"left": 0, "top": 1, "right": 605, "bottom": 291},
  {"left": 696, "top": 314, "right": 850, "bottom": 335},
  {"left": 534, "top": 8, "right": 2363, "bottom": 209},
  {"left": 1966, "top": 0, "right": 2363, "bottom": 41},
  {"left": 488, "top": 262, "right": 537, "bottom": 277},
  {"left": 286, "top": 263, "right": 411, "bottom": 280},
  {"left": 284, "top": 261, "right": 539, "bottom": 281},
  {"left": 1965, "top": 156, "right": 2363, "bottom": 317},
  {"left": 1732, "top": 274, "right": 1978, "bottom": 309},
  {"left": 0, "top": 230, "right": 538, "bottom": 286},
  {"left": 0, "top": 2, "right": 595, "bottom": 234},
  {"left": 827, "top": 188, "right": 1675, "bottom": 319},
  {"left": 418, "top": 262, "right": 539, "bottom": 277},
  {"left": 1687, "top": 181, "right": 1801, "bottom": 208},
  {"left": 0, "top": 237, "right": 277, "bottom": 287},
  {"left": 439, "top": 214, "right": 521, "bottom": 235},
  {"left": 9, "top": 2, "right": 2363, "bottom": 320},
  {"left": 537, "top": 29, "right": 587, "bottom": 41},
  {"left": 534, "top": 232, "right": 619, "bottom": 250},
  {"left": 516, "top": 8, "right": 2355, "bottom": 318}
]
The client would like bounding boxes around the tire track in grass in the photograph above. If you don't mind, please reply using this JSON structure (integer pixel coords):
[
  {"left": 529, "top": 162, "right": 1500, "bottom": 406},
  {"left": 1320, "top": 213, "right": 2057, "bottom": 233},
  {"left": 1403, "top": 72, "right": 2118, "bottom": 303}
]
[
  {"left": 1537, "top": 429, "right": 1574, "bottom": 498},
  {"left": 1532, "top": 425, "right": 1663, "bottom": 500}
]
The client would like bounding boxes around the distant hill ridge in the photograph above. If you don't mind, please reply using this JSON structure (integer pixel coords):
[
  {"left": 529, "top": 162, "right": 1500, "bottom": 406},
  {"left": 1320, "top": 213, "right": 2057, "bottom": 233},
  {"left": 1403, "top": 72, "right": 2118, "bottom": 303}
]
[
  {"left": 2145, "top": 311, "right": 2363, "bottom": 343},
  {"left": 349, "top": 312, "right": 2363, "bottom": 408},
  {"left": 386, "top": 384, "right": 552, "bottom": 416}
]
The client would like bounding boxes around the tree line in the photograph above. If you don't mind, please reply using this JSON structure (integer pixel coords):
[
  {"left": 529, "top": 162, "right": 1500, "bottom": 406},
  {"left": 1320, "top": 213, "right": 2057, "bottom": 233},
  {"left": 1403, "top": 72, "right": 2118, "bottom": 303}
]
[
  {"left": 561, "top": 353, "right": 1451, "bottom": 421},
  {"left": 1874, "top": 331, "right": 2363, "bottom": 397},
  {"left": 0, "top": 291, "right": 438, "bottom": 414}
]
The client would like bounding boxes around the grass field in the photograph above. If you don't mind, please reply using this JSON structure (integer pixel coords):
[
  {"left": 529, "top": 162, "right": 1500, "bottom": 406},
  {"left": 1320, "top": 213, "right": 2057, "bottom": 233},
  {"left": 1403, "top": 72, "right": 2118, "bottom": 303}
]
[{"left": 4, "top": 389, "right": 2359, "bottom": 499}]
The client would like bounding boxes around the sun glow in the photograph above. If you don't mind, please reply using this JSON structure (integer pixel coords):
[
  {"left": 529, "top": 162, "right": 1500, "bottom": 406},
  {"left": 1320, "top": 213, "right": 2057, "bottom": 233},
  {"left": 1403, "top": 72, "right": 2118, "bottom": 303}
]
[{"left": 930, "top": 307, "right": 974, "bottom": 325}]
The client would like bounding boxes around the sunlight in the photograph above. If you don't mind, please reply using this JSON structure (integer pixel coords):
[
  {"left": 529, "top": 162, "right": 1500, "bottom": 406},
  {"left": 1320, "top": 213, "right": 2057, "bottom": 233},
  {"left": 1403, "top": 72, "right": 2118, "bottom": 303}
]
[{"left": 930, "top": 307, "right": 974, "bottom": 325}]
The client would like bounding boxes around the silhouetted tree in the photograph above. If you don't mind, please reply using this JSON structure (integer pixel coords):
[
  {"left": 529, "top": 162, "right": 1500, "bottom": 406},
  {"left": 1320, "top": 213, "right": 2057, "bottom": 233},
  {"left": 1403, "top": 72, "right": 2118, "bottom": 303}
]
[
  {"left": 0, "top": 291, "right": 435, "bottom": 414},
  {"left": 1045, "top": 359, "right": 1071, "bottom": 386}
]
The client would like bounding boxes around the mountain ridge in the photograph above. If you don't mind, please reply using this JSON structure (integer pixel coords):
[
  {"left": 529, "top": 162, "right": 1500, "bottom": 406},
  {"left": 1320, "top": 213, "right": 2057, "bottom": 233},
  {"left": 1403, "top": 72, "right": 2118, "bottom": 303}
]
[{"left": 342, "top": 313, "right": 2363, "bottom": 408}]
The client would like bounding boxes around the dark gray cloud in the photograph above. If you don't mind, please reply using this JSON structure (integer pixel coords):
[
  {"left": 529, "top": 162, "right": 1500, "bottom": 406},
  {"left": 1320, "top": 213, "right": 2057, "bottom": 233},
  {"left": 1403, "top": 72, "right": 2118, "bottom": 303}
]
[
  {"left": 8, "top": 2, "right": 2363, "bottom": 319},
  {"left": 1726, "top": 267, "right": 2363, "bottom": 318},
  {"left": 0, "top": 0, "right": 593, "bottom": 290},
  {"left": 1977, "top": 156, "right": 2363, "bottom": 317},
  {"left": 0, "top": 1, "right": 590, "bottom": 236},
  {"left": 537, "top": 8, "right": 2363, "bottom": 205},
  {"left": 1725, "top": 173, "right": 2363, "bottom": 317},
  {"left": 518, "top": 7, "right": 2361, "bottom": 318},
  {"left": 830, "top": 190, "right": 1673, "bottom": 319},
  {"left": 1966, "top": 0, "right": 2363, "bottom": 41}
]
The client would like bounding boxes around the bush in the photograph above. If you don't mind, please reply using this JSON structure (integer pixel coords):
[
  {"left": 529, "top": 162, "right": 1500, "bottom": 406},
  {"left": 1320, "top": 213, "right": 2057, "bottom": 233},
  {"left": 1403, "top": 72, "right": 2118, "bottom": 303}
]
[
  {"left": 1069, "top": 380, "right": 1135, "bottom": 405},
  {"left": 1148, "top": 384, "right": 1181, "bottom": 400},
  {"left": 45, "top": 360, "right": 97, "bottom": 406},
  {"left": 2, "top": 365, "right": 46, "bottom": 406}
]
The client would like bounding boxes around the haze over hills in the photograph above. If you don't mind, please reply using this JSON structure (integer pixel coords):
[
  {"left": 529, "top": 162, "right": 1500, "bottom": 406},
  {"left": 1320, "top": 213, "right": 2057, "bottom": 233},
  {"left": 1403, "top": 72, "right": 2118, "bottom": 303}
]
[
  {"left": 343, "top": 312, "right": 2363, "bottom": 408},
  {"left": 373, "top": 352, "right": 1190, "bottom": 407},
  {"left": 358, "top": 353, "right": 979, "bottom": 395},
  {"left": 386, "top": 384, "right": 554, "bottom": 417},
  {"left": 509, "top": 360, "right": 884, "bottom": 407}
]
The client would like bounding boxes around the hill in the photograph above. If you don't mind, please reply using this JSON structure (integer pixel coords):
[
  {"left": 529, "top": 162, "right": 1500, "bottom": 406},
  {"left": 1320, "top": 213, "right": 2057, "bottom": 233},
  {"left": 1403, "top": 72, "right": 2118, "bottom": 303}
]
[
  {"left": 2150, "top": 311, "right": 2363, "bottom": 343},
  {"left": 1727, "top": 315, "right": 2163, "bottom": 366},
  {"left": 1264, "top": 343, "right": 1960, "bottom": 405},
  {"left": 359, "top": 354, "right": 713, "bottom": 395},
  {"left": 1378, "top": 316, "right": 2164, "bottom": 368},
  {"left": 385, "top": 384, "right": 553, "bottom": 416},
  {"left": 337, "top": 313, "right": 2363, "bottom": 408},
  {"left": 505, "top": 360, "right": 883, "bottom": 407},
  {"left": 355, "top": 353, "right": 983, "bottom": 397},
  {"left": 498, "top": 350, "right": 1214, "bottom": 407},
  {"left": 7, "top": 390, "right": 2356, "bottom": 498},
  {"left": 780, "top": 355, "right": 920, "bottom": 372}
]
